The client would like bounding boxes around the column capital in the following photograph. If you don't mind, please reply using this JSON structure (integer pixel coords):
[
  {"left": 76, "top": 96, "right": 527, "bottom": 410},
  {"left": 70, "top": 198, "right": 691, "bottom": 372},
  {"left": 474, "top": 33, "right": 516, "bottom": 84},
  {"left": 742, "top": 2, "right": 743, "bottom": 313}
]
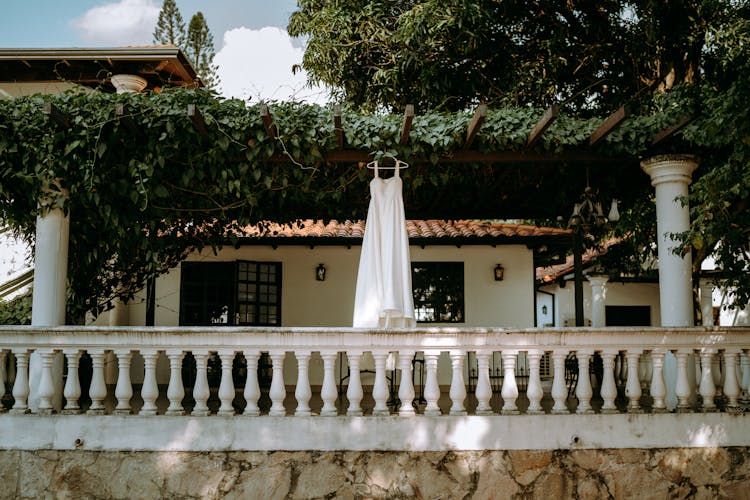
[
  {"left": 110, "top": 74, "right": 147, "bottom": 94},
  {"left": 586, "top": 275, "right": 609, "bottom": 287},
  {"left": 641, "top": 154, "right": 698, "bottom": 187}
]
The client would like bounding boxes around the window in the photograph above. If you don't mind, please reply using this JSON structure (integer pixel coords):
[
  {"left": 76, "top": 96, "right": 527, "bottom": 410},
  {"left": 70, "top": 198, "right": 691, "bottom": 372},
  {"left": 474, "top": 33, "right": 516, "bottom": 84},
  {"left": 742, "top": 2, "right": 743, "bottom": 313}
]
[
  {"left": 180, "top": 261, "right": 281, "bottom": 326},
  {"left": 412, "top": 262, "right": 464, "bottom": 323}
]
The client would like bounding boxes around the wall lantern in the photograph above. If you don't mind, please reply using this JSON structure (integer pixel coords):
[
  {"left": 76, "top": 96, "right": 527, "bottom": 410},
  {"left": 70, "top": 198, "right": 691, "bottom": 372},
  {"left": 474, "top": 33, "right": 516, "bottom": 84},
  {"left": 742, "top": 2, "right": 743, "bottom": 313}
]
[
  {"left": 316, "top": 263, "right": 327, "bottom": 281},
  {"left": 542, "top": 305, "right": 548, "bottom": 315},
  {"left": 494, "top": 264, "right": 505, "bottom": 281}
]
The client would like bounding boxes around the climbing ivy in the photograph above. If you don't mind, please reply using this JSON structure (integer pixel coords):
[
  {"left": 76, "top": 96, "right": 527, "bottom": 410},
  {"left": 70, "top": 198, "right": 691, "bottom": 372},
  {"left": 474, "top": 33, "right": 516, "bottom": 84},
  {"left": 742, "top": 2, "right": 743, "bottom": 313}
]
[{"left": 0, "top": 86, "right": 732, "bottom": 319}]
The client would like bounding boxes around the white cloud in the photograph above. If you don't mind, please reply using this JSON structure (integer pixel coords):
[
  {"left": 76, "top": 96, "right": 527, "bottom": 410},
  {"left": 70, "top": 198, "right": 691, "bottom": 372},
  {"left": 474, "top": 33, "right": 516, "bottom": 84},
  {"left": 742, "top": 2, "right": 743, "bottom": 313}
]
[
  {"left": 215, "top": 26, "right": 329, "bottom": 104},
  {"left": 71, "top": 0, "right": 160, "bottom": 45}
]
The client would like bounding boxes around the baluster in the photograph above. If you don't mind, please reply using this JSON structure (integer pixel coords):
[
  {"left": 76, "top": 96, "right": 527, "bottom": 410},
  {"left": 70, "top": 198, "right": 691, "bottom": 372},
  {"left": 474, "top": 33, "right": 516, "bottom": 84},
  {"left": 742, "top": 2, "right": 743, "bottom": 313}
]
[
  {"left": 699, "top": 350, "right": 717, "bottom": 412},
  {"left": 650, "top": 350, "right": 667, "bottom": 413},
  {"left": 191, "top": 353, "right": 210, "bottom": 416},
  {"left": 740, "top": 350, "right": 750, "bottom": 403},
  {"left": 37, "top": 348, "right": 56, "bottom": 414},
  {"left": 243, "top": 351, "right": 260, "bottom": 416},
  {"left": 675, "top": 350, "right": 692, "bottom": 412},
  {"left": 398, "top": 350, "right": 415, "bottom": 416},
  {"left": 268, "top": 351, "right": 286, "bottom": 416},
  {"left": 217, "top": 351, "right": 236, "bottom": 416},
  {"left": 576, "top": 350, "right": 594, "bottom": 414},
  {"left": 321, "top": 351, "right": 339, "bottom": 416},
  {"left": 475, "top": 351, "right": 493, "bottom": 415},
  {"left": 639, "top": 351, "right": 652, "bottom": 391},
  {"left": 449, "top": 351, "right": 467, "bottom": 416},
  {"left": 711, "top": 352, "right": 724, "bottom": 399},
  {"left": 88, "top": 350, "right": 107, "bottom": 415},
  {"left": 140, "top": 351, "right": 159, "bottom": 416},
  {"left": 61, "top": 350, "right": 81, "bottom": 414},
  {"left": 11, "top": 350, "right": 30, "bottom": 414},
  {"left": 526, "top": 350, "right": 544, "bottom": 414},
  {"left": 295, "top": 351, "right": 312, "bottom": 416},
  {"left": 600, "top": 351, "right": 618, "bottom": 413},
  {"left": 423, "top": 351, "right": 441, "bottom": 416},
  {"left": 551, "top": 350, "right": 568, "bottom": 414},
  {"left": 723, "top": 350, "right": 740, "bottom": 412},
  {"left": 346, "top": 351, "right": 363, "bottom": 416},
  {"left": 500, "top": 352, "right": 519, "bottom": 415},
  {"left": 113, "top": 350, "right": 133, "bottom": 415},
  {"left": 0, "top": 350, "right": 5, "bottom": 412},
  {"left": 625, "top": 350, "right": 642, "bottom": 412},
  {"left": 165, "top": 351, "right": 185, "bottom": 416},
  {"left": 372, "top": 352, "right": 389, "bottom": 416}
]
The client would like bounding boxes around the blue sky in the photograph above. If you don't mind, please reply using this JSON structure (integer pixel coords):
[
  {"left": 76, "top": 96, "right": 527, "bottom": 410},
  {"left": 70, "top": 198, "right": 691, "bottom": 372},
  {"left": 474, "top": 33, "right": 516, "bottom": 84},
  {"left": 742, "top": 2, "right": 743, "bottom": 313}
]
[
  {"left": 0, "top": 0, "right": 325, "bottom": 102},
  {"left": 0, "top": 0, "right": 299, "bottom": 48}
]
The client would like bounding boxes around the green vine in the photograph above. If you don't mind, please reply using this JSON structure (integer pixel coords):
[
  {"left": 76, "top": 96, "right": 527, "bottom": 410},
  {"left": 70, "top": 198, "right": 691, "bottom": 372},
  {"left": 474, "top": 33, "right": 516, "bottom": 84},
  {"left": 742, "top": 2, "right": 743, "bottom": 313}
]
[{"left": 0, "top": 86, "right": 730, "bottom": 319}]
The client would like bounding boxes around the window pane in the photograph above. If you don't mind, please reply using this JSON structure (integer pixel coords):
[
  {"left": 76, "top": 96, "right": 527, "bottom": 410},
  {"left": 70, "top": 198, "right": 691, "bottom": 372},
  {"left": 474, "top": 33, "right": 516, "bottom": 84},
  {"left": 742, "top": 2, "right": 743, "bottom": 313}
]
[{"left": 411, "top": 262, "right": 464, "bottom": 323}]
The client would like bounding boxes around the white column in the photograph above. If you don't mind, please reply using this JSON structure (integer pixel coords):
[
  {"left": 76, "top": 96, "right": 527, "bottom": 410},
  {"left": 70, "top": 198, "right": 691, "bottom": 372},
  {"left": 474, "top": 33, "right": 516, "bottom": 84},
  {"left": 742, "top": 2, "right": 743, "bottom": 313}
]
[
  {"left": 641, "top": 155, "right": 697, "bottom": 325},
  {"left": 29, "top": 188, "right": 69, "bottom": 412},
  {"left": 642, "top": 155, "right": 698, "bottom": 411},
  {"left": 587, "top": 275, "right": 609, "bottom": 328},
  {"left": 699, "top": 278, "right": 714, "bottom": 326}
]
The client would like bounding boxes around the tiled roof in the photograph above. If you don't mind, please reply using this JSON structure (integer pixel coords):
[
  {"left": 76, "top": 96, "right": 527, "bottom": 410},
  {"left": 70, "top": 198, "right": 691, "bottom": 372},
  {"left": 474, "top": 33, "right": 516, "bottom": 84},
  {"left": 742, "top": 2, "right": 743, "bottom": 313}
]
[
  {"left": 238, "top": 219, "right": 571, "bottom": 240},
  {"left": 536, "top": 237, "right": 620, "bottom": 283}
]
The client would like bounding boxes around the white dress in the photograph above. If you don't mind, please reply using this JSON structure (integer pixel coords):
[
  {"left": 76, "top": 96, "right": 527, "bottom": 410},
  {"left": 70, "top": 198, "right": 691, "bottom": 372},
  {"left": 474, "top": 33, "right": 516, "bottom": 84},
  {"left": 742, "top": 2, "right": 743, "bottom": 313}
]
[{"left": 353, "top": 165, "right": 415, "bottom": 328}]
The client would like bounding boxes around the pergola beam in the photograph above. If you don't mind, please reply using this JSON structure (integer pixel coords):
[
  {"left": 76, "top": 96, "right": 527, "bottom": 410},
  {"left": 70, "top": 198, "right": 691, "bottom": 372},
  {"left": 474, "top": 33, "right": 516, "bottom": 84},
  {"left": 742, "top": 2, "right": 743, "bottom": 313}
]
[
  {"left": 526, "top": 104, "right": 559, "bottom": 148},
  {"left": 400, "top": 104, "right": 415, "bottom": 145},
  {"left": 266, "top": 149, "right": 627, "bottom": 164},
  {"left": 651, "top": 114, "right": 694, "bottom": 146},
  {"left": 187, "top": 104, "right": 207, "bottom": 136},
  {"left": 260, "top": 103, "right": 277, "bottom": 140},
  {"left": 333, "top": 104, "right": 344, "bottom": 150},
  {"left": 589, "top": 105, "right": 630, "bottom": 146},
  {"left": 464, "top": 104, "right": 487, "bottom": 149},
  {"left": 43, "top": 102, "right": 69, "bottom": 129}
]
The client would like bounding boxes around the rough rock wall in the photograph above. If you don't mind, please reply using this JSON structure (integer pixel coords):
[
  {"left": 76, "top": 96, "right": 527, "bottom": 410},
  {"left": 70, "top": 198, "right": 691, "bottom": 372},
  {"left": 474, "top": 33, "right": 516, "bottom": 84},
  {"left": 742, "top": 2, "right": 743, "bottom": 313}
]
[{"left": 1, "top": 448, "right": 749, "bottom": 499}]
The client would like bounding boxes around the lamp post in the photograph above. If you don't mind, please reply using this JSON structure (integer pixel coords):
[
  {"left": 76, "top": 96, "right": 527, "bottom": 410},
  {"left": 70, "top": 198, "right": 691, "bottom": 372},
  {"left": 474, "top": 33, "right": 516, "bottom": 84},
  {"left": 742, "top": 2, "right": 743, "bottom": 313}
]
[{"left": 568, "top": 186, "right": 618, "bottom": 327}]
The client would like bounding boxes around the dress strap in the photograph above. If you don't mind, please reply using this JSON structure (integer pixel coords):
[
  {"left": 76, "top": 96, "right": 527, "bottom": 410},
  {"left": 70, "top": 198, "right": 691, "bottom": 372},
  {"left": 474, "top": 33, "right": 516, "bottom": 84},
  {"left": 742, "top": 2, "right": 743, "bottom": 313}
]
[
  {"left": 394, "top": 161, "right": 400, "bottom": 178},
  {"left": 374, "top": 162, "right": 379, "bottom": 178}
]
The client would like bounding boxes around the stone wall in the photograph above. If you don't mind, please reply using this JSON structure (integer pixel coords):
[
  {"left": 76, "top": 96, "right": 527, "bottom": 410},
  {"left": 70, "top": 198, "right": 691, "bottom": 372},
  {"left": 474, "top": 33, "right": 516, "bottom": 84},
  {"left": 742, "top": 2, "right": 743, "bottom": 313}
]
[{"left": 1, "top": 448, "right": 748, "bottom": 499}]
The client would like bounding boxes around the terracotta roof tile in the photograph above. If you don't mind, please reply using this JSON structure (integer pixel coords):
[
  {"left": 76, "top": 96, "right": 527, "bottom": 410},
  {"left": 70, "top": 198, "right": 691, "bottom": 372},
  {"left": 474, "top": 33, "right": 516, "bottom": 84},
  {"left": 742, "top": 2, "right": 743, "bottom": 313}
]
[
  {"left": 237, "top": 219, "right": 571, "bottom": 241},
  {"left": 535, "top": 237, "right": 620, "bottom": 283}
]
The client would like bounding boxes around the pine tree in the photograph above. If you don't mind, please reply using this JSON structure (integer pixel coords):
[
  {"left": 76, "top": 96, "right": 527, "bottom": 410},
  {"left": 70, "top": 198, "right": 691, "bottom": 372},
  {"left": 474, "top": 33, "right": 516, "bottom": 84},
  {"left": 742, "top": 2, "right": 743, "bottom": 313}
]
[
  {"left": 152, "top": 0, "right": 185, "bottom": 47},
  {"left": 185, "top": 12, "right": 219, "bottom": 89}
]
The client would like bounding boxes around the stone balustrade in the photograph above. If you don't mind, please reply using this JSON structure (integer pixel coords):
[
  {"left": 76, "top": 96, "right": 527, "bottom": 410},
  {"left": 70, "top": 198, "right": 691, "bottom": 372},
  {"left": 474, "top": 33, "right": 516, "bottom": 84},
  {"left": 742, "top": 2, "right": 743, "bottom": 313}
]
[{"left": 1, "top": 326, "right": 749, "bottom": 418}]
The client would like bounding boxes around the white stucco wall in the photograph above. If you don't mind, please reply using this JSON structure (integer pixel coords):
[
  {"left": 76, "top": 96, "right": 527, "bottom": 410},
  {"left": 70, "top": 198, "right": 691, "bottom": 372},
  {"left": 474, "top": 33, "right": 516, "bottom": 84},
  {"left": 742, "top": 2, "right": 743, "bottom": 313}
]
[
  {"left": 94, "top": 243, "right": 536, "bottom": 329},
  {"left": 538, "top": 280, "right": 662, "bottom": 327}
]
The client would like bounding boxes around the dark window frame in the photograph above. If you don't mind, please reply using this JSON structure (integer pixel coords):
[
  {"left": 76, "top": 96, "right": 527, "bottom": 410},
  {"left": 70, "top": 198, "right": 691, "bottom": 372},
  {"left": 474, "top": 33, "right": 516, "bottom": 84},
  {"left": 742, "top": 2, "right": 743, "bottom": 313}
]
[
  {"left": 179, "top": 261, "right": 282, "bottom": 327},
  {"left": 411, "top": 261, "right": 465, "bottom": 323}
]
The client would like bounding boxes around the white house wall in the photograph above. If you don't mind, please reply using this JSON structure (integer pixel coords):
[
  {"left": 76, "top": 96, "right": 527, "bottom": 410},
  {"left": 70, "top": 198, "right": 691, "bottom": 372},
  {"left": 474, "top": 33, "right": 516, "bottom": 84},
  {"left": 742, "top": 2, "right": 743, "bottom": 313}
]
[{"left": 538, "top": 281, "right": 662, "bottom": 327}]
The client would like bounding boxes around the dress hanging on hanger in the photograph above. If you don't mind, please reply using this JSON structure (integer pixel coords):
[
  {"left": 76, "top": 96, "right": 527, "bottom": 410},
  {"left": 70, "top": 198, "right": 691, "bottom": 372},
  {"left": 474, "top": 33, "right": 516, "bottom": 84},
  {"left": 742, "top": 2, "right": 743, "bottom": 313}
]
[{"left": 353, "top": 160, "right": 415, "bottom": 328}]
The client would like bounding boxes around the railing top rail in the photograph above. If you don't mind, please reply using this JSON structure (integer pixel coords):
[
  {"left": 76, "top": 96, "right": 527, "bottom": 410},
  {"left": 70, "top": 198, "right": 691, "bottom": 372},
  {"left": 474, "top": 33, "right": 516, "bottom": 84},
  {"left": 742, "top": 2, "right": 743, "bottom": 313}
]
[{"left": 0, "top": 326, "right": 748, "bottom": 351}]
